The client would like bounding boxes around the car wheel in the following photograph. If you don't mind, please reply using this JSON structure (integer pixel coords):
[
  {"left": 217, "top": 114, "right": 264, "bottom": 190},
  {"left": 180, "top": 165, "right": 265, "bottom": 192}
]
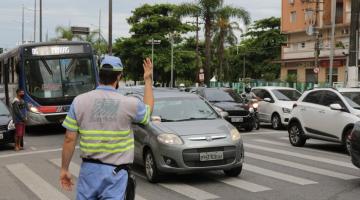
[
  {"left": 144, "top": 150, "right": 160, "bottom": 183},
  {"left": 271, "top": 114, "right": 282, "bottom": 130},
  {"left": 288, "top": 122, "right": 306, "bottom": 147},
  {"left": 343, "top": 129, "right": 352, "bottom": 155},
  {"left": 224, "top": 165, "right": 242, "bottom": 177}
]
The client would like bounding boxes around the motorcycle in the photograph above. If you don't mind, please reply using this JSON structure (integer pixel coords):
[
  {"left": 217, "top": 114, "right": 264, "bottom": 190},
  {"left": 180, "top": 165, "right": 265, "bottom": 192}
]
[{"left": 241, "top": 94, "right": 260, "bottom": 130}]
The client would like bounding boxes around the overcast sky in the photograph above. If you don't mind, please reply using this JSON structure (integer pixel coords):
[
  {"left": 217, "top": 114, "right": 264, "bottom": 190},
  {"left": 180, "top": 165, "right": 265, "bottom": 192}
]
[{"left": 0, "top": 0, "right": 280, "bottom": 49}]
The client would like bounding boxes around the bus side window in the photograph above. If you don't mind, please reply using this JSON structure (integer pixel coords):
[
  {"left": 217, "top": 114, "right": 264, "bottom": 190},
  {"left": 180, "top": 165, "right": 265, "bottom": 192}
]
[{"left": 0, "top": 61, "right": 2, "bottom": 84}]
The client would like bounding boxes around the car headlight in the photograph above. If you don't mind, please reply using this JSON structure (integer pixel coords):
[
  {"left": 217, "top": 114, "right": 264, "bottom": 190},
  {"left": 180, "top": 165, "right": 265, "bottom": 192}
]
[
  {"left": 282, "top": 107, "right": 291, "bottom": 113},
  {"left": 8, "top": 120, "right": 15, "bottom": 130},
  {"left": 157, "top": 133, "right": 183, "bottom": 145},
  {"left": 252, "top": 103, "right": 259, "bottom": 109},
  {"left": 230, "top": 128, "right": 241, "bottom": 141},
  {"left": 249, "top": 107, "right": 255, "bottom": 113},
  {"left": 28, "top": 103, "right": 40, "bottom": 113},
  {"left": 213, "top": 106, "right": 223, "bottom": 113}
]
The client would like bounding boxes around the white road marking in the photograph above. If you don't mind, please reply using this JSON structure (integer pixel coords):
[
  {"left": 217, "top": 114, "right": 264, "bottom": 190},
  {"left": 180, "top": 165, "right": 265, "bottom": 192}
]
[
  {"left": 244, "top": 163, "right": 317, "bottom": 185},
  {"left": 246, "top": 152, "right": 359, "bottom": 180},
  {"left": 0, "top": 146, "right": 79, "bottom": 159},
  {"left": 6, "top": 163, "right": 70, "bottom": 200},
  {"left": 245, "top": 143, "right": 357, "bottom": 169},
  {"left": 160, "top": 183, "right": 219, "bottom": 200},
  {"left": 50, "top": 159, "right": 148, "bottom": 200},
  {"left": 217, "top": 177, "right": 271, "bottom": 192},
  {"left": 253, "top": 139, "right": 347, "bottom": 157}
]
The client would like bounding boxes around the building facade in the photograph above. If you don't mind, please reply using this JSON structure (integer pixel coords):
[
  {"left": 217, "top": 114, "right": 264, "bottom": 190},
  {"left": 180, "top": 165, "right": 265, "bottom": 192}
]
[{"left": 281, "top": 0, "right": 351, "bottom": 84}]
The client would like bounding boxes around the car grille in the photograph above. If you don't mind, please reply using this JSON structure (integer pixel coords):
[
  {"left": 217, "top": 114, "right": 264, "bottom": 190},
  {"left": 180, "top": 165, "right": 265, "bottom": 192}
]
[
  {"left": 182, "top": 146, "right": 236, "bottom": 167},
  {"left": 227, "top": 110, "right": 249, "bottom": 116},
  {"left": 0, "top": 125, "right": 8, "bottom": 131}
]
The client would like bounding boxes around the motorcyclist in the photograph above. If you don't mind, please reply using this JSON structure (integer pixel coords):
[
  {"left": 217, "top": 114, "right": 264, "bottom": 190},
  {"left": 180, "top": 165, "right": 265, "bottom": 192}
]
[{"left": 241, "top": 86, "right": 258, "bottom": 102}]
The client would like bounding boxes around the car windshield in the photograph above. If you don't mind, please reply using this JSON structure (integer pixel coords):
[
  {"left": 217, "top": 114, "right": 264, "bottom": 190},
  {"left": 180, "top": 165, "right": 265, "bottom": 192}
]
[
  {"left": 272, "top": 89, "right": 301, "bottom": 101},
  {"left": 25, "top": 57, "right": 96, "bottom": 99},
  {"left": 0, "top": 101, "right": 10, "bottom": 116},
  {"left": 204, "top": 89, "right": 236, "bottom": 102},
  {"left": 153, "top": 97, "right": 218, "bottom": 122},
  {"left": 341, "top": 92, "right": 360, "bottom": 109}
]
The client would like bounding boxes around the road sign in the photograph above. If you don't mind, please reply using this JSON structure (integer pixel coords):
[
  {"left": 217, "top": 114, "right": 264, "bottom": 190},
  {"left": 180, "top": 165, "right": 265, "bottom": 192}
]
[
  {"left": 71, "top": 26, "right": 90, "bottom": 35},
  {"left": 314, "top": 67, "right": 320, "bottom": 74}
]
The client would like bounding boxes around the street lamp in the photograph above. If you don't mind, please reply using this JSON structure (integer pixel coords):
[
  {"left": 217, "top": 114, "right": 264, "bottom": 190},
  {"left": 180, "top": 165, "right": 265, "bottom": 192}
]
[{"left": 146, "top": 39, "right": 161, "bottom": 84}]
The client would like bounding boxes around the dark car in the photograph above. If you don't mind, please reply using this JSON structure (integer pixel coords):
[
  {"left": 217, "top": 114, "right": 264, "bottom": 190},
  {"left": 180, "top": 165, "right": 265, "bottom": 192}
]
[
  {"left": 349, "top": 122, "right": 360, "bottom": 168},
  {"left": 0, "top": 101, "right": 16, "bottom": 145},
  {"left": 194, "top": 87, "right": 254, "bottom": 131}
]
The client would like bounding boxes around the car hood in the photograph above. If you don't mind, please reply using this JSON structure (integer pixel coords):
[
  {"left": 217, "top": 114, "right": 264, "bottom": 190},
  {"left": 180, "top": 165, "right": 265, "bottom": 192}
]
[
  {"left": 278, "top": 101, "right": 296, "bottom": 109},
  {"left": 0, "top": 115, "right": 12, "bottom": 125},
  {"left": 151, "top": 119, "right": 233, "bottom": 136},
  {"left": 211, "top": 102, "right": 246, "bottom": 111}
]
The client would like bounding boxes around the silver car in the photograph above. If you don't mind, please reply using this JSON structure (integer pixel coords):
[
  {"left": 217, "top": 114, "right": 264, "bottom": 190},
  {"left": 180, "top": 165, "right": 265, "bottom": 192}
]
[{"left": 129, "top": 89, "right": 244, "bottom": 183}]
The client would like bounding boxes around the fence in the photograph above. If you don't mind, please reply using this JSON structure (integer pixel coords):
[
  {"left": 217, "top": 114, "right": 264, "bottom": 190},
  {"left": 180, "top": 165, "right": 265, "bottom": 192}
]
[{"left": 209, "top": 81, "right": 336, "bottom": 93}]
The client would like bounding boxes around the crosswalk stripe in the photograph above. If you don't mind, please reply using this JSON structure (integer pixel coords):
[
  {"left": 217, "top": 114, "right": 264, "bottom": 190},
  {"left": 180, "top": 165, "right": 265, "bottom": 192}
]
[
  {"left": 246, "top": 152, "right": 359, "bottom": 180},
  {"left": 6, "top": 163, "right": 70, "bottom": 200},
  {"left": 159, "top": 183, "right": 219, "bottom": 200},
  {"left": 245, "top": 143, "right": 357, "bottom": 169},
  {"left": 253, "top": 139, "right": 347, "bottom": 157},
  {"left": 243, "top": 163, "right": 317, "bottom": 185},
  {"left": 217, "top": 177, "right": 271, "bottom": 192},
  {"left": 49, "top": 159, "right": 148, "bottom": 200}
]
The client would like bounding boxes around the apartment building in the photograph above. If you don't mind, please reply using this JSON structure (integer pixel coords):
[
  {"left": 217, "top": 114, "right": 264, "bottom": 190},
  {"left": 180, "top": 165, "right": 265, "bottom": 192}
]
[{"left": 280, "top": 0, "right": 351, "bottom": 84}]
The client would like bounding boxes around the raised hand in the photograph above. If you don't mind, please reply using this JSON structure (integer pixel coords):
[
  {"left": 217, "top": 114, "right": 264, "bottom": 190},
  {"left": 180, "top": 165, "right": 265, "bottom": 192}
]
[{"left": 143, "top": 58, "right": 153, "bottom": 82}]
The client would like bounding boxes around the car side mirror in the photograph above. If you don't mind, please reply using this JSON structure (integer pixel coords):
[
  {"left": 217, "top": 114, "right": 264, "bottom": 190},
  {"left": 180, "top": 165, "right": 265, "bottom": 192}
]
[
  {"left": 151, "top": 116, "right": 161, "bottom": 122},
  {"left": 264, "top": 98, "right": 272, "bottom": 103},
  {"left": 330, "top": 103, "right": 343, "bottom": 111}
]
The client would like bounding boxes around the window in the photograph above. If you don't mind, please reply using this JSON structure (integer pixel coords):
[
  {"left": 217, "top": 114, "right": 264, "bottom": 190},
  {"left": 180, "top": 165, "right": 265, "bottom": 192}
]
[
  {"left": 252, "top": 89, "right": 262, "bottom": 98},
  {"left": 306, "top": 69, "right": 317, "bottom": 83},
  {"left": 301, "top": 42, "right": 306, "bottom": 48},
  {"left": 326, "top": 68, "right": 338, "bottom": 82},
  {"left": 290, "top": 11, "right": 297, "bottom": 23},
  {"left": 321, "top": 91, "right": 345, "bottom": 107},
  {"left": 0, "top": 61, "right": 2, "bottom": 84},
  {"left": 336, "top": 1, "right": 344, "bottom": 24},
  {"left": 303, "top": 91, "right": 322, "bottom": 105},
  {"left": 263, "top": 90, "right": 273, "bottom": 101}
]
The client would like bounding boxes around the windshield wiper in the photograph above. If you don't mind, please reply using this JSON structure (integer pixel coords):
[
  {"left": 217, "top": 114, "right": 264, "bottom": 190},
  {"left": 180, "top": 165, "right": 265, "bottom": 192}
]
[
  {"left": 161, "top": 119, "right": 177, "bottom": 122},
  {"left": 175, "top": 117, "right": 217, "bottom": 122},
  {"left": 41, "top": 58, "right": 53, "bottom": 76},
  {"left": 0, "top": 114, "right": 9, "bottom": 116}
]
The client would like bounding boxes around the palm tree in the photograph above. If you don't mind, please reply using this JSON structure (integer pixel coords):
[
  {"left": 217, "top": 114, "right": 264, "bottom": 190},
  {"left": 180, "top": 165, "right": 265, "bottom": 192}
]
[
  {"left": 55, "top": 26, "right": 74, "bottom": 41},
  {"left": 213, "top": 6, "right": 250, "bottom": 81},
  {"left": 175, "top": 0, "right": 224, "bottom": 84}
]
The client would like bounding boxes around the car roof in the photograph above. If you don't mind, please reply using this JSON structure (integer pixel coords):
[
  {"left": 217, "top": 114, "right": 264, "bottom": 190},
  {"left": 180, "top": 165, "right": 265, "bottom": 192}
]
[
  {"left": 252, "top": 86, "right": 297, "bottom": 90},
  {"left": 121, "top": 87, "right": 199, "bottom": 99}
]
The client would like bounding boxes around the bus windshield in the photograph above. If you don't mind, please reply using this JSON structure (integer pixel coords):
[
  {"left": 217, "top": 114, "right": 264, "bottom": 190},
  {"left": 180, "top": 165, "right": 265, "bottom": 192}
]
[{"left": 25, "top": 57, "right": 96, "bottom": 99}]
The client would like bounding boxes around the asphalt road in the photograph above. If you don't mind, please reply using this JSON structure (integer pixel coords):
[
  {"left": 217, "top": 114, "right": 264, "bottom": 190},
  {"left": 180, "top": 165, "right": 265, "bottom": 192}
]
[{"left": 0, "top": 125, "right": 359, "bottom": 200}]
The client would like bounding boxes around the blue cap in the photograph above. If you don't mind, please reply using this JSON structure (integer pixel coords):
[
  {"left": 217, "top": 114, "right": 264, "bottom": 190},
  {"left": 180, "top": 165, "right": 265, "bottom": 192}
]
[{"left": 100, "top": 55, "right": 123, "bottom": 72}]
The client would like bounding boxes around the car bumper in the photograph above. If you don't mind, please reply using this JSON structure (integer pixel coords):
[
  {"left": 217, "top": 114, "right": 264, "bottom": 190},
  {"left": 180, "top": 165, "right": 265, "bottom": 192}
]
[
  {"left": 350, "top": 149, "right": 360, "bottom": 168},
  {"left": 151, "top": 138, "right": 244, "bottom": 174},
  {"left": 0, "top": 129, "right": 15, "bottom": 144},
  {"left": 27, "top": 112, "right": 67, "bottom": 126},
  {"left": 225, "top": 115, "right": 254, "bottom": 128},
  {"left": 281, "top": 113, "right": 291, "bottom": 126}
]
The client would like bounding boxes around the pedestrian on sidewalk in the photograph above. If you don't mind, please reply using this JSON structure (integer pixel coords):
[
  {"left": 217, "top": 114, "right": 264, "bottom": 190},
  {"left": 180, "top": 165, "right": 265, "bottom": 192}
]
[
  {"left": 11, "top": 88, "right": 27, "bottom": 151},
  {"left": 60, "top": 56, "right": 154, "bottom": 200}
]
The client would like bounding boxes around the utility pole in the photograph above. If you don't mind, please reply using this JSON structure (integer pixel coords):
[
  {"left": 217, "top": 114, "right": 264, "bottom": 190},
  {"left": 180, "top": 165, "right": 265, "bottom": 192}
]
[
  {"left": 170, "top": 34, "right": 174, "bottom": 88},
  {"left": 195, "top": 15, "right": 200, "bottom": 69},
  {"left": 108, "top": 0, "right": 112, "bottom": 55},
  {"left": 146, "top": 39, "right": 161, "bottom": 84},
  {"left": 39, "top": 0, "right": 42, "bottom": 42},
  {"left": 99, "top": 9, "right": 101, "bottom": 48},
  {"left": 347, "top": 0, "right": 360, "bottom": 87},
  {"left": 22, "top": 4, "right": 24, "bottom": 44},
  {"left": 34, "top": 0, "right": 36, "bottom": 42},
  {"left": 329, "top": 0, "right": 336, "bottom": 86}
]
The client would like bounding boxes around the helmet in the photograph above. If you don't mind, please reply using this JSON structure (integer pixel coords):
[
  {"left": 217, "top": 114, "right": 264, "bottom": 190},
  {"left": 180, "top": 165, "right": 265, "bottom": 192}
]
[
  {"left": 100, "top": 55, "right": 123, "bottom": 72},
  {"left": 245, "top": 85, "right": 251, "bottom": 93}
]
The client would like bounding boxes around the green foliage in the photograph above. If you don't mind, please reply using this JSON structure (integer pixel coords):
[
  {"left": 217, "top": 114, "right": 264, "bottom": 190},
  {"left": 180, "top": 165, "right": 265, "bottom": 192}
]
[{"left": 113, "top": 4, "right": 197, "bottom": 84}]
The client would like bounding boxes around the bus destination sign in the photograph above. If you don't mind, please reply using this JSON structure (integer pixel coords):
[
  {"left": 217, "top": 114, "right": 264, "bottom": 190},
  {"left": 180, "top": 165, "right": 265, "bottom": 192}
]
[{"left": 28, "top": 45, "right": 85, "bottom": 56}]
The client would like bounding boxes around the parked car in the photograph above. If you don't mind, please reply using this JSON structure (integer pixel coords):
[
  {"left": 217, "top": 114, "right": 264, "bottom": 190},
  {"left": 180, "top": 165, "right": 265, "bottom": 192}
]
[
  {"left": 288, "top": 88, "right": 360, "bottom": 153},
  {"left": 252, "top": 86, "right": 302, "bottom": 129},
  {"left": 193, "top": 87, "right": 255, "bottom": 131},
  {"left": 0, "top": 101, "right": 16, "bottom": 145},
  {"left": 349, "top": 121, "right": 360, "bottom": 168},
  {"left": 128, "top": 89, "right": 244, "bottom": 183}
]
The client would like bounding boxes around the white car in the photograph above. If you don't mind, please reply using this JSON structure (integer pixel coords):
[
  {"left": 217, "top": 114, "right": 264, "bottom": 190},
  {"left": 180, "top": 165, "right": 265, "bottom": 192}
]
[
  {"left": 288, "top": 88, "right": 360, "bottom": 153},
  {"left": 252, "top": 86, "right": 302, "bottom": 129}
]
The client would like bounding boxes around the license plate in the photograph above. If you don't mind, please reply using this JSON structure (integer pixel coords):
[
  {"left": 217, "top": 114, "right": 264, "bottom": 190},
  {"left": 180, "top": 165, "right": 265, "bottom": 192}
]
[
  {"left": 231, "top": 117, "right": 243, "bottom": 122},
  {"left": 0, "top": 133, "right": 3, "bottom": 140},
  {"left": 200, "top": 151, "right": 224, "bottom": 161}
]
